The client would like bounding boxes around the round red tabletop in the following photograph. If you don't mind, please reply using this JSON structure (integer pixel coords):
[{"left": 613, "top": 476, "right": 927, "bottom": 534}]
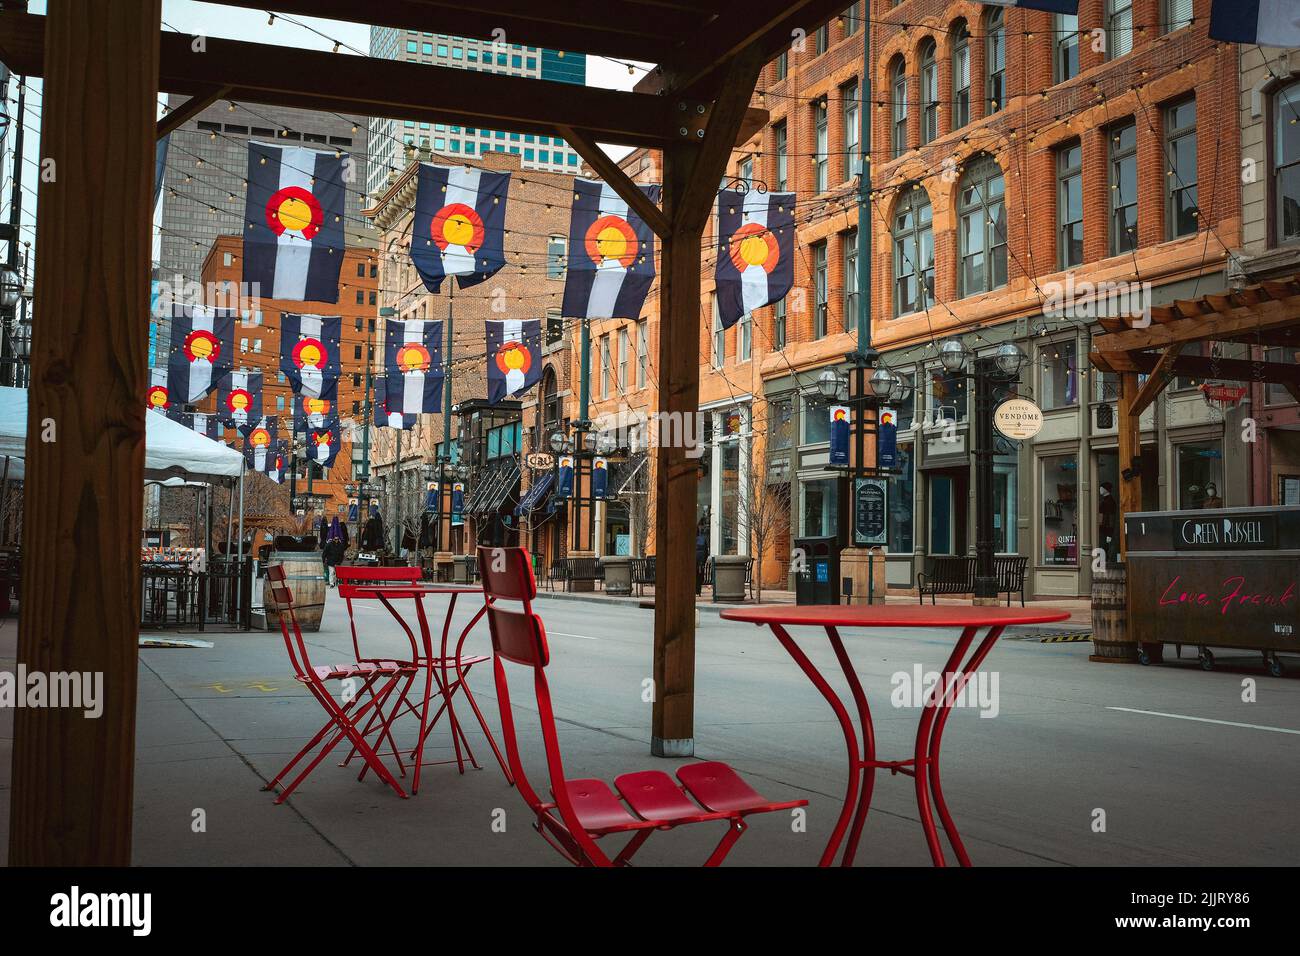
[
  {"left": 718, "top": 604, "right": 1071, "bottom": 628},
  {"left": 348, "top": 584, "right": 483, "bottom": 597}
]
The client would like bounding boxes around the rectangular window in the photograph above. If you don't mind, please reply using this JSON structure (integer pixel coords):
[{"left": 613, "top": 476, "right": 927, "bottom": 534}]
[
  {"left": 803, "top": 396, "right": 832, "bottom": 444},
  {"left": 1057, "top": 141, "right": 1084, "bottom": 268},
  {"left": 842, "top": 80, "right": 859, "bottom": 180},
  {"left": 636, "top": 319, "right": 648, "bottom": 389},
  {"left": 776, "top": 52, "right": 788, "bottom": 82},
  {"left": 929, "top": 474, "right": 956, "bottom": 555},
  {"left": 739, "top": 310, "right": 752, "bottom": 362},
  {"left": 601, "top": 335, "right": 612, "bottom": 399},
  {"left": 1265, "top": 347, "right": 1300, "bottom": 405},
  {"left": 1039, "top": 340, "right": 1079, "bottom": 409},
  {"left": 1165, "top": 97, "right": 1198, "bottom": 239},
  {"left": 889, "top": 442, "right": 914, "bottom": 553},
  {"left": 953, "top": 37, "right": 971, "bottom": 129},
  {"left": 815, "top": 24, "right": 829, "bottom": 55},
  {"left": 1055, "top": 14, "right": 1079, "bottom": 83},
  {"left": 1163, "top": 0, "right": 1193, "bottom": 33},
  {"left": 802, "top": 477, "right": 838, "bottom": 537},
  {"left": 1107, "top": 0, "right": 1133, "bottom": 59},
  {"left": 815, "top": 100, "right": 829, "bottom": 193},
  {"left": 1176, "top": 440, "right": 1224, "bottom": 510},
  {"left": 1274, "top": 83, "right": 1300, "bottom": 241},
  {"left": 618, "top": 326, "right": 629, "bottom": 392},
  {"left": 774, "top": 122, "right": 788, "bottom": 191},
  {"left": 843, "top": 228, "right": 857, "bottom": 329},
  {"left": 1110, "top": 120, "right": 1138, "bottom": 256},
  {"left": 927, "top": 367, "right": 968, "bottom": 423},
  {"left": 774, "top": 298, "right": 787, "bottom": 351},
  {"left": 1041, "top": 454, "right": 1079, "bottom": 565},
  {"left": 844, "top": 3, "right": 860, "bottom": 37},
  {"left": 546, "top": 308, "right": 564, "bottom": 346},
  {"left": 812, "top": 242, "right": 828, "bottom": 339},
  {"left": 893, "top": 371, "right": 916, "bottom": 431},
  {"left": 892, "top": 71, "right": 909, "bottom": 158},
  {"left": 547, "top": 235, "right": 566, "bottom": 278}
]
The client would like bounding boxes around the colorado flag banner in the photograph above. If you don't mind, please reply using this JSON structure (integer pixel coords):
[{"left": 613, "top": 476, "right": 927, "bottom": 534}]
[
  {"left": 167, "top": 305, "right": 236, "bottom": 406},
  {"left": 716, "top": 189, "right": 795, "bottom": 330},
  {"left": 486, "top": 318, "right": 543, "bottom": 404},
  {"left": 295, "top": 379, "right": 338, "bottom": 433},
  {"left": 169, "top": 410, "right": 222, "bottom": 441},
  {"left": 562, "top": 179, "right": 660, "bottom": 320},
  {"left": 1209, "top": 1, "right": 1300, "bottom": 46},
  {"left": 306, "top": 416, "right": 343, "bottom": 469},
  {"left": 373, "top": 377, "right": 417, "bottom": 430},
  {"left": 146, "top": 367, "right": 170, "bottom": 412},
  {"left": 384, "top": 319, "right": 444, "bottom": 415},
  {"left": 280, "top": 313, "right": 342, "bottom": 398},
  {"left": 266, "top": 441, "right": 288, "bottom": 485},
  {"left": 411, "top": 163, "right": 509, "bottom": 293},
  {"left": 216, "top": 369, "right": 263, "bottom": 431},
  {"left": 243, "top": 416, "right": 279, "bottom": 474},
  {"left": 243, "top": 142, "right": 347, "bottom": 303}
]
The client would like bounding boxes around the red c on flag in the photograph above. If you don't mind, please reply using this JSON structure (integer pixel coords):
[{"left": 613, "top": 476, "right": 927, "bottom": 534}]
[
  {"left": 728, "top": 222, "right": 780, "bottom": 274},
  {"left": 585, "top": 215, "right": 638, "bottom": 267},
  {"left": 147, "top": 385, "right": 169, "bottom": 409},
  {"left": 264, "top": 186, "right": 324, "bottom": 239},
  {"left": 431, "top": 203, "right": 485, "bottom": 253},
  {"left": 291, "top": 337, "right": 327, "bottom": 370},
  {"left": 494, "top": 341, "right": 532, "bottom": 376},
  {"left": 396, "top": 343, "right": 432, "bottom": 373},
  {"left": 183, "top": 329, "right": 221, "bottom": 364}
]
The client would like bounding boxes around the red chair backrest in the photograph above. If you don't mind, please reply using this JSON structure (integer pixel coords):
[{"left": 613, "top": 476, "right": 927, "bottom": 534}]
[
  {"left": 335, "top": 565, "right": 421, "bottom": 596},
  {"left": 476, "top": 546, "right": 548, "bottom": 667},
  {"left": 266, "top": 564, "right": 312, "bottom": 679}
]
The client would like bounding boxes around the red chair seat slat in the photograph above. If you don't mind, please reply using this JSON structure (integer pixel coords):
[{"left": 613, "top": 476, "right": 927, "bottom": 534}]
[
  {"left": 559, "top": 779, "right": 655, "bottom": 834},
  {"left": 615, "top": 771, "right": 711, "bottom": 821},
  {"left": 677, "top": 761, "right": 779, "bottom": 814}
]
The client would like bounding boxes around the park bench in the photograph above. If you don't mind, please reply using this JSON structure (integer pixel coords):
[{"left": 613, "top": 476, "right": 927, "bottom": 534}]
[
  {"left": 631, "top": 555, "right": 656, "bottom": 596},
  {"left": 917, "top": 554, "right": 1029, "bottom": 606}
]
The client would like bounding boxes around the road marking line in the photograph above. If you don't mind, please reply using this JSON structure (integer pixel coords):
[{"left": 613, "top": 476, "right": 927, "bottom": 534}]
[
  {"left": 1107, "top": 706, "right": 1300, "bottom": 736},
  {"left": 546, "top": 630, "right": 597, "bottom": 641}
]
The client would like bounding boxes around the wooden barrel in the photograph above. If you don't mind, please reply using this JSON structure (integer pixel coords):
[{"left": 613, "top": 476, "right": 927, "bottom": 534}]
[
  {"left": 263, "top": 552, "right": 327, "bottom": 632},
  {"left": 1089, "top": 562, "right": 1135, "bottom": 663}
]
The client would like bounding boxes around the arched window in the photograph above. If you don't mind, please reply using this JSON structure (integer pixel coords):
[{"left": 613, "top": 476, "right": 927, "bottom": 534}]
[
  {"left": 539, "top": 366, "right": 560, "bottom": 437},
  {"left": 985, "top": 8, "right": 1005, "bottom": 114},
  {"left": 920, "top": 40, "right": 938, "bottom": 144},
  {"left": 892, "top": 187, "right": 934, "bottom": 317},
  {"left": 1274, "top": 80, "right": 1300, "bottom": 243},
  {"left": 951, "top": 20, "right": 971, "bottom": 129},
  {"left": 890, "top": 57, "right": 908, "bottom": 158},
  {"left": 958, "top": 155, "right": 1007, "bottom": 296}
]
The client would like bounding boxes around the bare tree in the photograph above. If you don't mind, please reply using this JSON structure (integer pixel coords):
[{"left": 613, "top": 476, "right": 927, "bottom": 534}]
[
  {"left": 619, "top": 454, "right": 652, "bottom": 557},
  {"left": 737, "top": 470, "right": 792, "bottom": 604}
]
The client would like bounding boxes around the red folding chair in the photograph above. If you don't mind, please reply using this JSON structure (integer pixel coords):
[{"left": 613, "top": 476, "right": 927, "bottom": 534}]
[
  {"left": 476, "top": 545, "right": 806, "bottom": 867},
  {"left": 263, "top": 564, "right": 415, "bottom": 804}
]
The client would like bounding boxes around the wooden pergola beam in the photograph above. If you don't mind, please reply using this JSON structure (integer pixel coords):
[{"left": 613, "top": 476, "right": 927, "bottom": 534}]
[
  {"left": 1093, "top": 293, "right": 1300, "bottom": 354},
  {"left": 8, "top": 0, "right": 160, "bottom": 866},
  {"left": 0, "top": 11, "right": 699, "bottom": 148},
  {"left": 555, "top": 125, "right": 671, "bottom": 238},
  {"left": 1128, "top": 344, "right": 1182, "bottom": 418},
  {"left": 157, "top": 84, "right": 230, "bottom": 140}
]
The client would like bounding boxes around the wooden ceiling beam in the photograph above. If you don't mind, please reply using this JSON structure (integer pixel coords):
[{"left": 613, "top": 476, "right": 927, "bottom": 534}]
[
  {"left": 157, "top": 85, "right": 229, "bottom": 139},
  {"left": 1093, "top": 293, "right": 1300, "bottom": 354},
  {"left": 557, "top": 125, "right": 671, "bottom": 238},
  {"left": 1129, "top": 344, "right": 1183, "bottom": 417},
  {"left": 1128, "top": 351, "right": 1300, "bottom": 385}
]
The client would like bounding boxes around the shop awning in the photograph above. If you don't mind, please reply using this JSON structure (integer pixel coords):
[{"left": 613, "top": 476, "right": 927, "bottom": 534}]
[
  {"left": 514, "top": 470, "right": 555, "bottom": 516},
  {"left": 467, "top": 459, "right": 520, "bottom": 515}
]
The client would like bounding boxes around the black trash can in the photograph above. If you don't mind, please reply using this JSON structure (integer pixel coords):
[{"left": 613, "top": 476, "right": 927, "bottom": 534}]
[{"left": 794, "top": 535, "right": 840, "bottom": 605}]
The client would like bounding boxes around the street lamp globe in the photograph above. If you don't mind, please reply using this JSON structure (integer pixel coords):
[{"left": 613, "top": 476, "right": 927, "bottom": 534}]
[
  {"left": 817, "top": 367, "right": 843, "bottom": 400},
  {"left": 548, "top": 431, "right": 566, "bottom": 453},
  {"left": 994, "top": 341, "right": 1026, "bottom": 378},
  {"left": 869, "top": 366, "right": 897, "bottom": 401},
  {"left": 938, "top": 339, "right": 969, "bottom": 374},
  {"left": 596, "top": 432, "right": 617, "bottom": 455}
]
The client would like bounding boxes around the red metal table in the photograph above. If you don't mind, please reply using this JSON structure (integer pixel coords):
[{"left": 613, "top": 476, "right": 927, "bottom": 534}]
[
  {"left": 344, "top": 583, "right": 511, "bottom": 794},
  {"left": 719, "top": 604, "right": 1070, "bottom": 867}
]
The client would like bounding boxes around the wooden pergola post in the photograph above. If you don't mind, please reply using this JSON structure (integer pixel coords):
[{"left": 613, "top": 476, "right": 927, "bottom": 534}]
[{"left": 8, "top": 0, "right": 160, "bottom": 865}]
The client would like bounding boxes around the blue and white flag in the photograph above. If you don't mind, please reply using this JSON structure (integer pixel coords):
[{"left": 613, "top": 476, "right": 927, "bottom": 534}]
[
  {"left": 1209, "top": 1, "right": 1300, "bottom": 46},
  {"left": 168, "top": 410, "right": 223, "bottom": 441},
  {"left": 167, "top": 305, "right": 236, "bottom": 406},
  {"left": 384, "top": 319, "right": 444, "bottom": 415},
  {"left": 243, "top": 141, "right": 347, "bottom": 303},
  {"left": 879, "top": 408, "right": 898, "bottom": 470},
  {"left": 556, "top": 455, "right": 575, "bottom": 499},
  {"left": 562, "top": 179, "right": 659, "bottom": 320},
  {"left": 373, "top": 377, "right": 417, "bottom": 430},
  {"left": 411, "top": 163, "right": 509, "bottom": 293},
  {"left": 266, "top": 440, "right": 288, "bottom": 485},
  {"left": 216, "top": 369, "right": 263, "bottom": 431},
  {"left": 716, "top": 189, "right": 795, "bottom": 330},
  {"left": 243, "top": 416, "right": 279, "bottom": 474},
  {"left": 486, "top": 318, "right": 543, "bottom": 404},
  {"left": 305, "top": 415, "right": 343, "bottom": 470},
  {"left": 592, "top": 457, "right": 609, "bottom": 500},
  {"left": 295, "top": 378, "right": 338, "bottom": 433},
  {"left": 280, "top": 312, "right": 342, "bottom": 398}
]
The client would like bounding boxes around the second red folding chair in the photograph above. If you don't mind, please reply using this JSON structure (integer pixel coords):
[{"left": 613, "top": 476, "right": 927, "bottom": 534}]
[
  {"left": 476, "top": 545, "right": 806, "bottom": 866},
  {"left": 263, "top": 564, "right": 415, "bottom": 803}
]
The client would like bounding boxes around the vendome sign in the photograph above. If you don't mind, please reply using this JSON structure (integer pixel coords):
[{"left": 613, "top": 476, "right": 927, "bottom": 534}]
[{"left": 993, "top": 398, "right": 1043, "bottom": 440}]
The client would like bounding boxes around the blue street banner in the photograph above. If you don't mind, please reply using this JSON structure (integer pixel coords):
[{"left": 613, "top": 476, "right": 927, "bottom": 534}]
[
  {"left": 217, "top": 368, "right": 263, "bottom": 431},
  {"left": 556, "top": 455, "right": 575, "bottom": 498},
  {"left": 305, "top": 416, "right": 343, "bottom": 469},
  {"left": 592, "top": 456, "right": 608, "bottom": 500},
  {"left": 384, "top": 318, "right": 444, "bottom": 415},
  {"left": 280, "top": 313, "right": 342, "bottom": 398},
  {"left": 486, "top": 318, "right": 543, "bottom": 404},
  {"left": 878, "top": 407, "right": 898, "bottom": 470},
  {"left": 425, "top": 482, "right": 438, "bottom": 512},
  {"left": 715, "top": 189, "right": 795, "bottom": 329},
  {"left": 411, "top": 163, "right": 510, "bottom": 292},
  {"left": 829, "top": 405, "right": 850, "bottom": 467},
  {"left": 561, "top": 179, "right": 660, "bottom": 319},
  {"left": 243, "top": 141, "right": 347, "bottom": 303},
  {"left": 167, "top": 305, "right": 237, "bottom": 406},
  {"left": 348, "top": 498, "right": 359, "bottom": 522},
  {"left": 451, "top": 482, "right": 465, "bottom": 526}
]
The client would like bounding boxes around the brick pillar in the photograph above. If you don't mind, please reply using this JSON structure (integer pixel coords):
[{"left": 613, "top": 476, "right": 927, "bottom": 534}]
[{"left": 1082, "top": 128, "right": 1111, "bottom": 262}]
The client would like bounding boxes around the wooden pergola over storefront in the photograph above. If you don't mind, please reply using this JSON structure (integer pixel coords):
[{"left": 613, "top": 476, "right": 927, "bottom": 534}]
[
  {"left": 0, "top": 0, "right": 850, "bottom": 864},
  {"left": 1090, "top": 273, "right": 1300, "bottom": 552}
]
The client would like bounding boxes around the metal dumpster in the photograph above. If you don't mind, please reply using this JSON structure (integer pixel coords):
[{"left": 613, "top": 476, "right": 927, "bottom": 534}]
[{"left": 1125, "top": 505, "right": 1300, "bottom": 675}]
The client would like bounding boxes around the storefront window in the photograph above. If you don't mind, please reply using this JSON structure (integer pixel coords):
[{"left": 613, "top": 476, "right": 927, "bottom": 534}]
[
  {"left": 888, "top": 442, "right": 914, "bottom": 553},
  {"left": 1040, "top": 340, "right": 1078, "bottom": 409},
  {"left": 769, "top": 397, "right": 794, "bottom": 450},
  {"left": 1041, "top": 454, "right": 1079, "bottom": 565},
  {"left": 802, "top": 477, "right": 838, "bottom": 537},
  {"left": 929, "top": 474, "right": 956, "bottom": 554},
  {"left": 1095, "top": 450, "right": 1120, "bottom": 563},
  {"left": 718, "top": 412, "right": 743, "bottom": 554},
  {"left": 891, "top": 370, "right": 916, "bottom": 431},
  {"left": 804, "top": 396, "right": 833, "bottom": 444},
  {"left": 1176, "top": 440, "right": 1224, "bottom": 509},
  {"left": 926, "top": 368, "right": 968, "bottom": 424},
  {"left": 994, "top": 461, "right": 1017, "bottom": 553}
]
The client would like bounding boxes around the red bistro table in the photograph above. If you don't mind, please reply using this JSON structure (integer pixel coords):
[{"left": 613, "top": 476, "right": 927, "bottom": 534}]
[
  {"left": 344, "top": 584, "right": 511, "bottom": 795},
  {"left": 719, "top": 604, "right": 1069, "bottom": 868}
]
